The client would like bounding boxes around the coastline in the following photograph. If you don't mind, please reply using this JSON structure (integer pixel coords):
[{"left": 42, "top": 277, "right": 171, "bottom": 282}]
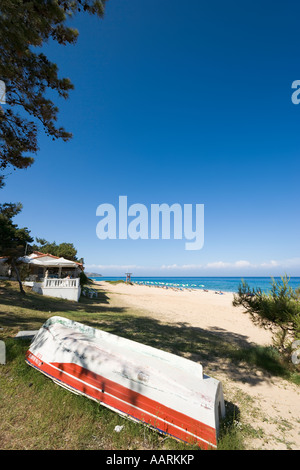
[
  {"left": 91, "top": 276, "right": 300, "bottom": 295},
  {"left": 131, "top": 282, "right": 235, "bottom": 294}
]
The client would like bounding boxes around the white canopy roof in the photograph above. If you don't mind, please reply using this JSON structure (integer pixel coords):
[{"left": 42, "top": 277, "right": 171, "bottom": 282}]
[{"left": 20, "top": 255, "right": 79, "bottom": 268}]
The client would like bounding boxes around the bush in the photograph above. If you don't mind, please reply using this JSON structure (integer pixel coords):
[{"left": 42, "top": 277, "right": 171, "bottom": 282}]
[
  {"left": 233, "top": 275, "right": 300, "bottom": 356},
  {"left": 79, "top": 271, "right": 90, "bottom": 286}
]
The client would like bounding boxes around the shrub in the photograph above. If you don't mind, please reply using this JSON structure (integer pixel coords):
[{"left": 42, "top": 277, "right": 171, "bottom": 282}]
[
  {"left": 79, "top": 271, "right": 89, "bottom": 286},
  {"left": 233, "top": 275, "right": 300, "bottom": 356}
]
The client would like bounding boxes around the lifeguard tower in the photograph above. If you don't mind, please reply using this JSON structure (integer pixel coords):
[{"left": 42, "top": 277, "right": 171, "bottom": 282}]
[{"left": 125, "top": 273, "right": 132, "bottom": 284}]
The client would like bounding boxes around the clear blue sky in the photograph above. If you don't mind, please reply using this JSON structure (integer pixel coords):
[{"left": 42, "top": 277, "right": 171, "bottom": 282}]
[{"left": 2, "top": 0, "right": 300, "bottom": 276}]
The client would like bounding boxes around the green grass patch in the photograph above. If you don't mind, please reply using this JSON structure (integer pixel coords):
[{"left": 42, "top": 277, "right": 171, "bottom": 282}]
[
  {"left": 105, "top": 279, "right": 126, "bottom": 285},
  {"left": 231, "top": 345, "right": 300, "bottom": 385}
]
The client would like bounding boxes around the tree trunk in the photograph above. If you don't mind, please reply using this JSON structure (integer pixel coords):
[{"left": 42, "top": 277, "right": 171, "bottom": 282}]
[{"left": 11, "top": 259, "right": 25, "bottom": 295}]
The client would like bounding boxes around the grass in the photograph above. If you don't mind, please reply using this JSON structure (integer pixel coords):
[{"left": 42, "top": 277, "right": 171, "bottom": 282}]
[
  {"left": 0, "top": 280, "right": 299, "bottom": 450},
  {"left": 105, "top": 279, "right": 126, "bottom": 285}
]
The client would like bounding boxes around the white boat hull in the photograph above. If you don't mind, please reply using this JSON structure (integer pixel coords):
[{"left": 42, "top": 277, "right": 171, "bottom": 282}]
[{"left": 26, "top": 316, "right": 225, "bottom": 449}]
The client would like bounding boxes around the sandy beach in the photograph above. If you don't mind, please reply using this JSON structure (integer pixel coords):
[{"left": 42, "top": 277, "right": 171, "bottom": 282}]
[
  {"left": 96, "top": 280, "right": 300, "bottom": 450},
  {"left": 103, "top": 282, "right": 273, "bottom": 346}
]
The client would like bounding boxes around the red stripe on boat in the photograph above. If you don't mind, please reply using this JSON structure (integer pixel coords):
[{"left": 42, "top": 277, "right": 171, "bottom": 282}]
[{"left": 26, "top": 351, "right": 217, "bottom": 448}]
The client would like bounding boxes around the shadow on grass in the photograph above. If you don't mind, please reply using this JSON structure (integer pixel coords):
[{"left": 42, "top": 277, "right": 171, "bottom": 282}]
[{"left": 0, "top": 282, "right": 125, "bottom": 331}]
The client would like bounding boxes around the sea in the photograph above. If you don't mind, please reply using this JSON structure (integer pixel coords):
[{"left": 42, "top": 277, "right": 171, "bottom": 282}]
[{"left": 90, "top": 276, "right": 300, "bottom": 294}]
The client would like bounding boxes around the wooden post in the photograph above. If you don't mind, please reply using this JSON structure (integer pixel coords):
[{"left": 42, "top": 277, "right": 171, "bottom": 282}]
[{"left": 0, "top": 340, "right": 5, "bottom": 365}]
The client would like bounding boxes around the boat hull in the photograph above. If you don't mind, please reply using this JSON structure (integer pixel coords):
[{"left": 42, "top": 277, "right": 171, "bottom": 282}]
[{"left": 26, "top": 316, "right": 225, "bottom": 449}]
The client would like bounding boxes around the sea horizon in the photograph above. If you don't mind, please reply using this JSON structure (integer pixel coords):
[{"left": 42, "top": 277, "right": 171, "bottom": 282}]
[{"left": 90, "top": 275, "right": 300, "bottom": 293}]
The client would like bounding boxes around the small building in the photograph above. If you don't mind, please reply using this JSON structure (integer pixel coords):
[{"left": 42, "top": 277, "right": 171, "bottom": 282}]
[
  {"left": 20, "top": 251, "right": 83, "bottom": 281},
  {"left": 0, "top": 252, "right": 83, "bottom": 302}
]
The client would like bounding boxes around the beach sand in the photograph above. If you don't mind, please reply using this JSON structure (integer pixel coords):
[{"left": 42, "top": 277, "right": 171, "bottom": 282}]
[{"left": 95, "top": 281, "right": 300, "bottom": 450}]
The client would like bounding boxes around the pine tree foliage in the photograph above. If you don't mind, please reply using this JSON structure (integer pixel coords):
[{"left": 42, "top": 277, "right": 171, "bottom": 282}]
[
  {"left": 233, "top": 276, "right": 300, "bottom": 355},
  {"left": 31, "top": 237, "right": 80, "bottom": 262},
  {"left": 0, "top": 0, "right": 106, "bottom": 187},
  {"left": 0, "top": 202, "right": 33, "bottom": 293}
]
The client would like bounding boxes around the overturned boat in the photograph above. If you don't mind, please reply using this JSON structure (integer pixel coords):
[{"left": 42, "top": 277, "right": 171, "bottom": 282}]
[{"left": 26, "top": 316, "right": 225, "bottom": 449}]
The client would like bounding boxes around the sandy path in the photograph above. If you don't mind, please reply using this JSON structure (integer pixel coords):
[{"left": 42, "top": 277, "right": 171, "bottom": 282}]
[{"left": 96, "top": 281, "right": 300, "bottom": 450}]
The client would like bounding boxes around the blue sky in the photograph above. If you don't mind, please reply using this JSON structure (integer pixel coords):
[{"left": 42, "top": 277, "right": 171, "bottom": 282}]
[{"left": 2, "top": 0, "right": 300, "bottom": 276}]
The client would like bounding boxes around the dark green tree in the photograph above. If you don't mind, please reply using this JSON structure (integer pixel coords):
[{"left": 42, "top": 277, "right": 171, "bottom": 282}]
[
  {"left": 31, "top": 237, "right": 80, "bottom": 262},
  {"left": 0, "top": 0, "right": 106, "bottom": 187},
  {"left": 0, "top": 202, "right": 33, "bottom": 293}
]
